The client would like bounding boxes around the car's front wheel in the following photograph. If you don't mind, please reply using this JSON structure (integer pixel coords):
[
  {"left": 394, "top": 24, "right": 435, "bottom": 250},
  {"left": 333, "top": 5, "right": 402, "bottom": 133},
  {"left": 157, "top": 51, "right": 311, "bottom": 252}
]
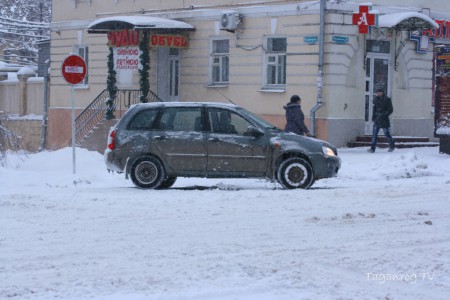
[
  {"left": 277, "top": 157, "right": 315, "bottom": 189},
  {"left": 130, "top": 156, "right": 165, "bottom": 189},
  {"left": 157, "top": 176, "right": 177, "bottom": 189}
]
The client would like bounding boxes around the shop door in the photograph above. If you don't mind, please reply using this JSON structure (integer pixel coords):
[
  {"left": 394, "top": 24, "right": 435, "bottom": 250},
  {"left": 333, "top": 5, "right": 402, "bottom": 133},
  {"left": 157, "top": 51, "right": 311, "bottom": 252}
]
[
  {"left": 157, "top": 48, "right": 180, "bottom": 102},
  {"left": 364, "top": 53, "right": 391, "bottom": 135}
]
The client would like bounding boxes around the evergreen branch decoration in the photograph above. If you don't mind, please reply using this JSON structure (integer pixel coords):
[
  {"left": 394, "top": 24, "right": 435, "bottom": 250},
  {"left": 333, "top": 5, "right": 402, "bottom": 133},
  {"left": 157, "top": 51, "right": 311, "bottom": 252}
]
[
  {"left": 105, "top": 46, "right": 117, "bottom": 120},
  {"left": 139, "top": 31, "right": 150, "bottom": 103}
]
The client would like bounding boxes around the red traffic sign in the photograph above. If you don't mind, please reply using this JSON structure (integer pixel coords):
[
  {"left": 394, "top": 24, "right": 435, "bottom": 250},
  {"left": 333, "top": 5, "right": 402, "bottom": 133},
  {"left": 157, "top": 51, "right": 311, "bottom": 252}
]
[{"left": 62, "top": 54, "right": 87, "bottom": 84}]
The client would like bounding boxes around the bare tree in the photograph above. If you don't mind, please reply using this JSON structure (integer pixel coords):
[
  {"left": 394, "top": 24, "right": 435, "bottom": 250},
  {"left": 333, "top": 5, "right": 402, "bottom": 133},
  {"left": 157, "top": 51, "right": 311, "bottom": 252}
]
[
  {"left": 0, "top": 0, "right": 51, "bottom": 65},
  {"left": 0, "top": 112, "right": 22, "bottom": 165}
]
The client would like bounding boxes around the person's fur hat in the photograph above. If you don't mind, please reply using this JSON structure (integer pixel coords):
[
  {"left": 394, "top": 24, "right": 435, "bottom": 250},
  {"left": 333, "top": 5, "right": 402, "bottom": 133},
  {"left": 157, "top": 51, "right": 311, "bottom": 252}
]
[{"left": 290, "top": 95, "right": 301, "bottom": 103}]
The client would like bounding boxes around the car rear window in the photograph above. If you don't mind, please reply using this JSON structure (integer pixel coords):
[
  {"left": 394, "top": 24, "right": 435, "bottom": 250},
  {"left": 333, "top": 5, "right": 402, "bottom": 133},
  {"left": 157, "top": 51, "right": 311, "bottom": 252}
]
[{"left": 127, "top": 109, "right": 159, "bottom": 130}]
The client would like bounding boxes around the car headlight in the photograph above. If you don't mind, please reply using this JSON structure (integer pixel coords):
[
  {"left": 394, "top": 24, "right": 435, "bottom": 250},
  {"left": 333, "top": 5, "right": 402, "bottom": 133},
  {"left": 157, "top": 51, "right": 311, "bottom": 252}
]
[{"left": 322, "top": 146, "right": 336, "bottom": 157}]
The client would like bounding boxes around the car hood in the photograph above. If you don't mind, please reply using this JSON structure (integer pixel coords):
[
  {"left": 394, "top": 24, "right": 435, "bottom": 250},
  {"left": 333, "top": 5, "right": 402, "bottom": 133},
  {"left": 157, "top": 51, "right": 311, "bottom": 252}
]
[{"left": 269, "top": 131, "right": 338, "bottom": 155}]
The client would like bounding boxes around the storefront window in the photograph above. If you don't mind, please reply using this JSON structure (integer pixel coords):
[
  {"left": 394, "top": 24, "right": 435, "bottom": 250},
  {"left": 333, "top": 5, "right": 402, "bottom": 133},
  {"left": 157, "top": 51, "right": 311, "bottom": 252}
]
[{"left": 366, "top": 58, "right": 370, "bottom": 77}]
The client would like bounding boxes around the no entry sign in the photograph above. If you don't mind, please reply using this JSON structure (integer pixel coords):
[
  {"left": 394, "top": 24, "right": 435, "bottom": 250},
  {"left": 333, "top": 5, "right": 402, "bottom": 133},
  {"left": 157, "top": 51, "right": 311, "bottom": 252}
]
[
  {"left": 61, "top": 54, "right": 87, "bottom": 175},
  {"left": 61, "top": 54, "right": 87, "bottom": 84}
]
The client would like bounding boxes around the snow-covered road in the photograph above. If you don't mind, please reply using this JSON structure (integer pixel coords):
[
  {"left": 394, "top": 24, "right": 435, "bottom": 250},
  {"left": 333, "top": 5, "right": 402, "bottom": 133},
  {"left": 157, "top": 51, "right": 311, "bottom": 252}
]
[{"left": 1, "top": 147, "right": 449, "bottom": 299}]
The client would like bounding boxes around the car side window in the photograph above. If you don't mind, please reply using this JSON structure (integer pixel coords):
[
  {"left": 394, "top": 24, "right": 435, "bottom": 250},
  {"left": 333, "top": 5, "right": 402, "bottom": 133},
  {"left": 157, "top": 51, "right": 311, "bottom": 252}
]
[
  {"left": 208, "top": 108, "right": 253, "bottom": 135},
  {"left": 159, "top": 107, "right": 202, "bottom": 132},
  {"left": 127, "top": 108, "right": 158, "bottom": 130}
]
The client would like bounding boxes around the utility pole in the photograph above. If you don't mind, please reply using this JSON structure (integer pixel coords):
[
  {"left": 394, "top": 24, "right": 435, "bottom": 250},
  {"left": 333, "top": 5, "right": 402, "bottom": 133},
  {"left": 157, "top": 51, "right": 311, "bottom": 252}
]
[{"left": 310, "top": 0, "right": 326, "bottom": 137}]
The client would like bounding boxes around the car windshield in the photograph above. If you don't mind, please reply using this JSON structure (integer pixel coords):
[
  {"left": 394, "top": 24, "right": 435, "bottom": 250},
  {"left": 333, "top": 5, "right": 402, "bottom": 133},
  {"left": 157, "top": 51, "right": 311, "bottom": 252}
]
[{"left": 237, "top": 107, "right": 281, "bottom": 130}]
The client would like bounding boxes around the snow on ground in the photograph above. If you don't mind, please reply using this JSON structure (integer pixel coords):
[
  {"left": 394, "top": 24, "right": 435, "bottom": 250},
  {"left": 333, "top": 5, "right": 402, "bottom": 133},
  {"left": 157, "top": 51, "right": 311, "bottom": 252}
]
[{"left": 1, "top": 147, "right": 449, "bottom": 300}]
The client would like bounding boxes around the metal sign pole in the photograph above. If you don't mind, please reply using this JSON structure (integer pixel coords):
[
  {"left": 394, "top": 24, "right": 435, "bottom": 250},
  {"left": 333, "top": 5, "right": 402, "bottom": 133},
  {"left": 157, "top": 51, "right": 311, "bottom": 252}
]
[
  {"left": 71, "top": 85, "right": 76, "bottom": 174},
  {"left": 61, "top": 54, "right": 86, "bottom": 175}
]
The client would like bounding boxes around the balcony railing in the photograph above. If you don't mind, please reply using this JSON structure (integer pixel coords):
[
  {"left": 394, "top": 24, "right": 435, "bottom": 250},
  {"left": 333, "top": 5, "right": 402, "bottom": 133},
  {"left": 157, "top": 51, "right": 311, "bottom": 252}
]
[{"left": 74, "top": 89, "right": 161, "bottom": 145}]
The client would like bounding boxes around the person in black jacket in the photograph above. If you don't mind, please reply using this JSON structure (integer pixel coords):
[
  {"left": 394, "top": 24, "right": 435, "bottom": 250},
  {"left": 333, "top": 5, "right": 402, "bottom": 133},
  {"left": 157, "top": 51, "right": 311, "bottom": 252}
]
[
  {"left": 368, "top": 89, "right": 395, "bottom": 152},
  {"left": 284, "top": 95, "right": 311, "bottom": 136}
]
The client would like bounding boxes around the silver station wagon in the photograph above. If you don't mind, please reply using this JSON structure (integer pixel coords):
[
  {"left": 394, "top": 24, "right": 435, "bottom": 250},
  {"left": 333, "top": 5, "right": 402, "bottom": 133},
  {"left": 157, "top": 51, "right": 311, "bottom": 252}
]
[{"left": 104, "top": 102, "right": 340, "bottom": 189}]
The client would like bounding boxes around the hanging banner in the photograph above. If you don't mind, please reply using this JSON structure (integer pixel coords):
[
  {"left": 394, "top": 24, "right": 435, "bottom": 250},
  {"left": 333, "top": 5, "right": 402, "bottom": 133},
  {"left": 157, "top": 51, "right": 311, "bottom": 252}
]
[
  {"left": 435, "top": 46, "right": 450, "bottom": 137},
  {"left": 435, "top": 76, "right": 450, "bottom": 136},
  {"left": 114, "top": 47, "right": 140, "bottom": 70},
  {"left": 436, "top": 46, "right": 450, "bottom": 76}
]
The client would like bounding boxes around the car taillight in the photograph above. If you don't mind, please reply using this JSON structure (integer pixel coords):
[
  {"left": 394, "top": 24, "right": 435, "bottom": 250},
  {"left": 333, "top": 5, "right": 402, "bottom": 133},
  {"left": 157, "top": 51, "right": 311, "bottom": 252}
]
[{"left": 107, "top": 129, "right": 116, "bottom": 150}]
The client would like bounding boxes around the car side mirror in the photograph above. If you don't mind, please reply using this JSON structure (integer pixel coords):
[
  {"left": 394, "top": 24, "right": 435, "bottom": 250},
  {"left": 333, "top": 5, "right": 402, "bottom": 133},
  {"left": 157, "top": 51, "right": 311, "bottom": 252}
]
[{"left": 246, "top": 126, "right": 264, "bottom": 137}]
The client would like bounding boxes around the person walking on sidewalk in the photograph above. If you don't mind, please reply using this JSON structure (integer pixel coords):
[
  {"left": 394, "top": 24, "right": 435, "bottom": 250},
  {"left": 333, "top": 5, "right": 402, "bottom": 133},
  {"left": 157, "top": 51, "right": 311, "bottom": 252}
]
[
  {"left": 284, "top": 94, "right": 312, "bottom": 137},
  {"left": 368, "top": 88, "right": 395, "bottom": 152}
]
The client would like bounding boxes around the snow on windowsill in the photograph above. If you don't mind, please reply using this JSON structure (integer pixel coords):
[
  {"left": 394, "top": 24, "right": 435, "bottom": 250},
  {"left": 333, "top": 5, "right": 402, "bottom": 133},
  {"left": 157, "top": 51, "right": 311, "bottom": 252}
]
[
  {"left": 258, "top": 88, "right": 286, "bottom": 93},
  {"left": 206, "top": 83, "right": 229, "bottom": 88}
]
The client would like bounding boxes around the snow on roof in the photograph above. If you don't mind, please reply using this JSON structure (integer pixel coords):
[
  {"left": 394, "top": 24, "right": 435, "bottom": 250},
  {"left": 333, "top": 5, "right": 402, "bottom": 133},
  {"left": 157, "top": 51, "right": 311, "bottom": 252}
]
[
  {"left": 88, "top": 15, "right": 195, "bottom": 33},
  {"left": 132, "top": 101, "right": 238, "bottom": 108},
  {"left": 379, "top": 12, "right": 438, "bottom": 29}
]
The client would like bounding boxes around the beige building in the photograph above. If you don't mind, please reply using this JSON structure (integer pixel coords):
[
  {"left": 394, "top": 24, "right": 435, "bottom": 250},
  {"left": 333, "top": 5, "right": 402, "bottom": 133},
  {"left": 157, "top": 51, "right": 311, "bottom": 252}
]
[{"left": 48, "top": 0, "right": 450, "bottom": 149}]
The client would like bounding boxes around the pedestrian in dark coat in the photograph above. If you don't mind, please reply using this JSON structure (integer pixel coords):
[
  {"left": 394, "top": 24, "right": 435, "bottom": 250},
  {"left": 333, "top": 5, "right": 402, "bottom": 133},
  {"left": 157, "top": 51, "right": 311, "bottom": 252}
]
[
  {"left": 284, "top": 95, "right": 311, "bottom": 136},
  {"left": 368, "top": 89, "right": 395, "bottom": 152}
]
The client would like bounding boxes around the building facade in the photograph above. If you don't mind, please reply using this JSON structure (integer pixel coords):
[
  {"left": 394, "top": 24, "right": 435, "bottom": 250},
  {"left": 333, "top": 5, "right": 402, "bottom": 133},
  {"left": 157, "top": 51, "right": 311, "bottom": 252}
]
[{"left": 48, "top": 0, "right": 450, "bottom": 149}]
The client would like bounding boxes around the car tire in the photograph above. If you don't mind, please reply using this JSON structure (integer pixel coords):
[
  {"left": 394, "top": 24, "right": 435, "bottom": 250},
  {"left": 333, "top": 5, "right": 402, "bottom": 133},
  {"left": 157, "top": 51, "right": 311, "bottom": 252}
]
[
  {"left": 277, "top": 157, "right": 315, "bottom": 189},
  {"left": 130, "top": 156, "right": 165, "bottom": 189},
  {"left": 157, "top": 176, "right": 177, "bottom": 189}
]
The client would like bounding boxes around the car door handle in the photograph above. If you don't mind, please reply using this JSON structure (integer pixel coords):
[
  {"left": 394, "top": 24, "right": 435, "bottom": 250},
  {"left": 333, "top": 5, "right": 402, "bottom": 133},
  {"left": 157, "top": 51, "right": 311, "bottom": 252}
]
[
  {"left": 208, "top": 137, "right": 220, "bottom": 143},
  {"left": 154, "top": 135, "right": 165, "bottom": 140}
]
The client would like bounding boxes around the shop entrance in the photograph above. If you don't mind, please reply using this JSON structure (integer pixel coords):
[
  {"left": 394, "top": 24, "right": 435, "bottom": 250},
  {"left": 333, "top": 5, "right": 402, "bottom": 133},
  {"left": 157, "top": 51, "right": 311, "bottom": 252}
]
[
  {"left": 364, "top": 40, "right": 391, "bottom": 135},
  {"left": 157, "top": 48, "right": 180, "bottom": 102}
]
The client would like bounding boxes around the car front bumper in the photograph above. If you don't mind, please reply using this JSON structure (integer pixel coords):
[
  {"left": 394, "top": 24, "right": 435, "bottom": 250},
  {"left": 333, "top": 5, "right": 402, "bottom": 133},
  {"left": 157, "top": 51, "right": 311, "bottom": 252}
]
[{"left": 311, "top": 154, "right": 341, "bottom": 180}]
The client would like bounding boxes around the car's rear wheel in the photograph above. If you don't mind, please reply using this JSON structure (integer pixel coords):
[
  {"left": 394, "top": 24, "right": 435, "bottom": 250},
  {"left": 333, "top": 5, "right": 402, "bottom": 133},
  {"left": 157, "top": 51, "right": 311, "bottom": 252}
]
[
  {"left": 157, "top": 176, "right": 177, "bottom": 189},
  {"left": 130, "top": 156, "right": 165, "bottom": 189},
  {"left": 277, "top": 157, "right": 315, "bottom": 189}
]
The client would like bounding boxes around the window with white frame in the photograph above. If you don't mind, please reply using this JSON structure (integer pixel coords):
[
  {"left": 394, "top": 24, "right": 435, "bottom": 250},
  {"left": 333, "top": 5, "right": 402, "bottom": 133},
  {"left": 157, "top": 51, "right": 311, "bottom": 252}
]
[
  {"left": 75, "top": 45, "right": 89, "bottom": 85},
  {"left": 264, "top": 37, "right": 286, "bottom": 87},
  {"left": 210, "top": 39, "right": 229, "bottom": 85}
]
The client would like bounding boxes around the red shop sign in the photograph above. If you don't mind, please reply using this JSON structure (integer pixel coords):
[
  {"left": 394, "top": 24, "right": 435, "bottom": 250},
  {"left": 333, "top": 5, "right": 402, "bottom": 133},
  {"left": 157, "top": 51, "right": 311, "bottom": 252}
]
[
  {"left": 352, "top": 4, "right": 378, "bottom": 34},
  {"left": 150, "top": 34, "right": 189, "bottom": 48},
  {"left": 108, "top": 30, "right": 141, "bottom": 47}
]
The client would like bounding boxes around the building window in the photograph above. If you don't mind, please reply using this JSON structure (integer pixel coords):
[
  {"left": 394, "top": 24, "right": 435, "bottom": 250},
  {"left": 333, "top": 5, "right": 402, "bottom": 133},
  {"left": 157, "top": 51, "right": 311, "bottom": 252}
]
[
  {"left": 210, "top": 39, "right": 229, "bottom": 85},
  {"left": 169, "top": 48, "right": 180, "bottom": 98},
  {"left": 366, "top": 40, "right": 390, "bottom": 54},
  {"left": 75, "top": 45, "right": 89, "bottom": 85},
  {"left": 264, "top": 37, "right": 286, "bottom": 87}
]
